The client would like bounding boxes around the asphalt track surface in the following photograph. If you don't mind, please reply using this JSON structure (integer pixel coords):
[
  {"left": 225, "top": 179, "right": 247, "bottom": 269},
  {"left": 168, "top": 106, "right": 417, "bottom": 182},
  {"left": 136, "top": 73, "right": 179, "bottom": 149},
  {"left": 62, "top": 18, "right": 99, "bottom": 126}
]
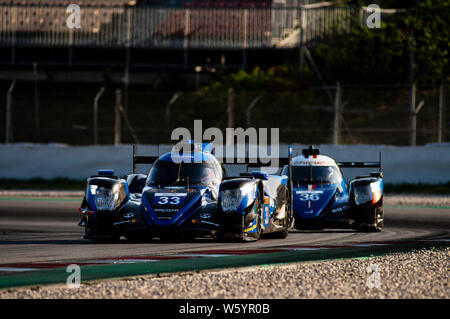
[{"left": 0, "top": 198, "right": 449, "bottom": 265}]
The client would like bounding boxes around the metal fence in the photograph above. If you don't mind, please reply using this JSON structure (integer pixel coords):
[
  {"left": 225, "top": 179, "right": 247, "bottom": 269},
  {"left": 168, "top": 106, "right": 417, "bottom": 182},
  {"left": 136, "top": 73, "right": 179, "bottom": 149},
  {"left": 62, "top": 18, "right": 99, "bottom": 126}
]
[
  {"left": 0, "top": 4, "right": 365, "bottom": 49},
  {"left": 2, "top": 82, "right": 448, "bottom": 146}
]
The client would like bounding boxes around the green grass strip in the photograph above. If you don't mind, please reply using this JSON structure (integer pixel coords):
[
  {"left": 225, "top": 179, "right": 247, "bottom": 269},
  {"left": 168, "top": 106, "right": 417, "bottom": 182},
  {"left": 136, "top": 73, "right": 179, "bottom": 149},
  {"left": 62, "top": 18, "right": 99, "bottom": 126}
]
[{"left": 0, "top": 241, "right": 447, "bottom": 290}]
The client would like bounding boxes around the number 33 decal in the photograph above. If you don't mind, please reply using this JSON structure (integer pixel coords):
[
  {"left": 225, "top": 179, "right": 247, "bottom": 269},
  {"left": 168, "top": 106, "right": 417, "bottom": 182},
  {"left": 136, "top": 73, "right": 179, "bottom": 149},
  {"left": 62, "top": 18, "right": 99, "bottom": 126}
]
[
  {"left": 157, "top": 196, "right": 181, "bottom": 205},
  {"left": 299, "top": 194, "right": 320, "bottom": 201}
]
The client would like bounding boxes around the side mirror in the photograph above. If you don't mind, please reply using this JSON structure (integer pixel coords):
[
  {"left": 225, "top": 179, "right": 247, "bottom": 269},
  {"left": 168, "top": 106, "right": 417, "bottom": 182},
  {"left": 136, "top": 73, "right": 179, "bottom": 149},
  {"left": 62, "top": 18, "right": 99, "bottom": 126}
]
[{"left": 251, "top": 171, "right": 269, "bottom": 180}]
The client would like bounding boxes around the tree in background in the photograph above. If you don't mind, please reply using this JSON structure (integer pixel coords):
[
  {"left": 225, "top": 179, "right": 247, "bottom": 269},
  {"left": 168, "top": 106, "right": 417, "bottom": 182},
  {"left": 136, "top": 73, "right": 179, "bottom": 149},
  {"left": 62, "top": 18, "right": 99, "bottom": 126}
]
[{"left": 313, "top": 0, "right": 449, "bottom": 85}]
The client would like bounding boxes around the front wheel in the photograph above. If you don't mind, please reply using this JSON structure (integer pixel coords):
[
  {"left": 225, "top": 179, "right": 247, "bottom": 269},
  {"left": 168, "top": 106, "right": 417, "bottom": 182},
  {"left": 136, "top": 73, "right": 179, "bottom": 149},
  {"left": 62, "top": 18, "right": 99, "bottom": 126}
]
[
  {"left": 355, "top": 207, "right": 383, "bottom": 232},
  {"left": 242, "top": 199, "right": 262, "bottom": 242},
  {"left": 272, "top": 223, "right": 289, "bottom": 239}
]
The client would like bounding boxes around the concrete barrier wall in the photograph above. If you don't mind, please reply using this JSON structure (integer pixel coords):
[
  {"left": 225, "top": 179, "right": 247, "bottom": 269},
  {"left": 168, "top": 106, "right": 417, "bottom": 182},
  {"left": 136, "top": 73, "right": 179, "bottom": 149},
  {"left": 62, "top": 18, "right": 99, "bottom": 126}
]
[{"left": 0, "top": 143, "right": 449, "bottom": 184}]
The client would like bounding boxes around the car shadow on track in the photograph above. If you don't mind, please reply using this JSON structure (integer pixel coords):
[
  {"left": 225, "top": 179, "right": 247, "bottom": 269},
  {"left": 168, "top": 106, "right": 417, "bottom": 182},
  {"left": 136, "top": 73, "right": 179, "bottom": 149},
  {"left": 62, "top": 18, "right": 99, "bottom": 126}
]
[
  {"left": 0, "top": 239, "right": 90, "bottom": 245},
  {"left": 290, "top": 229, "right": 357, "bottom": 234}
]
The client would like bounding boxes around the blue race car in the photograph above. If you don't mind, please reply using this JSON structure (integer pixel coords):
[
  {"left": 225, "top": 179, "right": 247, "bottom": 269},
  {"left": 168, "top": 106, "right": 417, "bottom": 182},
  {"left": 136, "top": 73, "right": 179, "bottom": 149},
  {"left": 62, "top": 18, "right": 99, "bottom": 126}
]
[
  {"left": 78, "top": 143, "right": 293, "bottom": 242},
  {"left": 281, "top": 146, "right": 383, "bottom": 232}
]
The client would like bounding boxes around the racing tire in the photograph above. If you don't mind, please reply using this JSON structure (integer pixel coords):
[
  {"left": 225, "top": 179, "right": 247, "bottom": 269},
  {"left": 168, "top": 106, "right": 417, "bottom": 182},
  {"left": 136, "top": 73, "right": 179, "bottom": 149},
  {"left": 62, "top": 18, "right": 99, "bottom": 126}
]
[
  {"left": 251, "top": 206, "right": 263, "bottom": 241},
  {"left": 272, "top": 223, "right": 289, "bottom": 239},
  {"left": 243, "top": 198, "right": 262, "bottom": 242},
  {"left": 356, "top": 225, "right": 382, "bottom": 232},
  {"left": 271, "top": 190, "right": 290, "bottom": 239},
  {"left": 356, "top": 207, "right": 383, "bottom": 232}
]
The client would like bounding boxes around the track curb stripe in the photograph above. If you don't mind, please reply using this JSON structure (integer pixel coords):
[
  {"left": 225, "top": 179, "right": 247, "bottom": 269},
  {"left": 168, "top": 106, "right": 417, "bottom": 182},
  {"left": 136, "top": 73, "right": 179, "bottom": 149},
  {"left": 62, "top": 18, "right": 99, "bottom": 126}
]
[
  {"left": 0, "top": 241, "right": 446, "bottom": 273},
  {"left": 0, "top": 241, "right": 448, "bottom": 290}
]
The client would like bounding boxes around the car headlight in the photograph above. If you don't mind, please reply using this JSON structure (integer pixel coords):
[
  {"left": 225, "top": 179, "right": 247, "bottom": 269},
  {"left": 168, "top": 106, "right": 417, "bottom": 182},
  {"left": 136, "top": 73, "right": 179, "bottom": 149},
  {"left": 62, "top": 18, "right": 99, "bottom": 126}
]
[
  {"left": 354, "top": 182, "right": 382, "bottom": 206},
  {"left": 220, "top": 184, "right": 255, "bottom": 213},
  {"left": 93, "top": 184, "right": 120, "bottom": 211},
  {"left": 354, "top": 184, "right": 372, "bottom": 205}
]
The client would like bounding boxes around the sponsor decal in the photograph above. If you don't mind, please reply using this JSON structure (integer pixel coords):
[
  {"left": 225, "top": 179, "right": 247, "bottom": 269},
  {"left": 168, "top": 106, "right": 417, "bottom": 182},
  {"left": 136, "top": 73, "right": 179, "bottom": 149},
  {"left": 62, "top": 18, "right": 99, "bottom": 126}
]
[
  {"left": 332, "top": 206, "right": 348, "bottom": 213},
  {"left": 200, "top": 213, "right": 211, "bottom": 219},
  {"left": 244, "top": 223, "right": 257, "bottom": 232},
  {"left": 298, "top": 193, "right": 321, "bottom": 201},
  {"left": 153, "top": 193, "right": 187, "bottom": 206},
  {"left": 123, "top": 212, "right": 134, "bottom": 219},
  {"left": 200, "top": 220, "right": 220, "bottom": 227},
  {"left": 113, "top": 220, "right": 132, "bottom": 226},
  {"left": 293, "top": 161, "right": 329, "bottom": 166},
  {"left": 155, "top": 193, "right": 188, "bottom": 197},
  {"left": 296, "top": 190, "right": 324, "bottom": 194},
  {"left": 154, "top": 208, "right": 179, "bottom": 213}
]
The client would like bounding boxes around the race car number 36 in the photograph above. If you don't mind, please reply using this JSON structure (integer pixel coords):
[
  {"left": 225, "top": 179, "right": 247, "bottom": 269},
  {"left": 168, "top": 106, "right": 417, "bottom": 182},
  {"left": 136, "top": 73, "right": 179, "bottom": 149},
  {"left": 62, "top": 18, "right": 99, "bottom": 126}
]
[
  {"left": 153, "top": 193, "right": 187, "bottom": 206},
  {"left": 299, "top": 193, "right": 320, "bottom": 201}
]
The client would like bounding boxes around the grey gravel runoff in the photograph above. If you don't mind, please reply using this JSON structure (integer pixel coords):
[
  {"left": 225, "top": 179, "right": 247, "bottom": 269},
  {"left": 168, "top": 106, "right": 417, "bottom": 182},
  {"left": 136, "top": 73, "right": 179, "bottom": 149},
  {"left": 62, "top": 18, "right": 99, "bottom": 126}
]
[{"left": 0, "top": 247, "right": 448, "bottom": 299}]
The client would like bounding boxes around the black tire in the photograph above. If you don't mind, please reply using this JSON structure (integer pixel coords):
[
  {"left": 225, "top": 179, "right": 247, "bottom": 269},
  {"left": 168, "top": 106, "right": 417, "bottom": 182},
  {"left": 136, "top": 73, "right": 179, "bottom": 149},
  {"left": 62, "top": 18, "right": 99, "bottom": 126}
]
[
  {"left": 356, "top": 207, "right": 383, "bottom": 232},
  {"left": 272, "top": 224, "right": 289, "bottom": 238},
  {"left": 252, "top": 203, "right": 263, "bottom": 241},
  {"left": 243, "top": 198, "right": 262, "bottom": 242},
  {"left": 272, "top": 190, "right": 290, "bottom": 239}
]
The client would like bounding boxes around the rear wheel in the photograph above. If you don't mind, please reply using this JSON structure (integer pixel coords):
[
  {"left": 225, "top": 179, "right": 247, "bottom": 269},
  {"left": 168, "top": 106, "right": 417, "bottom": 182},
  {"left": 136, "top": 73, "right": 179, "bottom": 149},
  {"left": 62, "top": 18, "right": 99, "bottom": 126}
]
[
  {"left": 252, "top": 203, "right": 263, "bottom": 241},
  {"left": 272, "top": 190, "right": 290, "bottom": 239},
  {"left": 272, "top": 222, "right": 289, "bottom": 238}
]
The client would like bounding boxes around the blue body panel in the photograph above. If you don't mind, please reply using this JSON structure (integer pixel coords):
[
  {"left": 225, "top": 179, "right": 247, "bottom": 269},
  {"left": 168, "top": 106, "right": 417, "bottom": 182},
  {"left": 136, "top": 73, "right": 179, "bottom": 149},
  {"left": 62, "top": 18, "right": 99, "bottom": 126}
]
[
  {"left": 142, "top": 190, "right": 202, "bottom": 226},
  {"left": 82, "top": 148, "right": 291, "bottom": 240},
  {"left": 292, "top": 178, "right": 349, "bottom": 220}
]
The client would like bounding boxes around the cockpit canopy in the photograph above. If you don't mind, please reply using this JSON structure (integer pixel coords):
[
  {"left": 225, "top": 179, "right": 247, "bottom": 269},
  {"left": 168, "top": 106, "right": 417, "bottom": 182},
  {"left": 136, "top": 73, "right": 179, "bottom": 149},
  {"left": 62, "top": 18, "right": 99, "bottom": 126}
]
[
  {"left": 282, "top": 165, "right": 342, "bottom": 185},
  {"left": 146, "top": 152, "right": 224, "bottom": 187}
]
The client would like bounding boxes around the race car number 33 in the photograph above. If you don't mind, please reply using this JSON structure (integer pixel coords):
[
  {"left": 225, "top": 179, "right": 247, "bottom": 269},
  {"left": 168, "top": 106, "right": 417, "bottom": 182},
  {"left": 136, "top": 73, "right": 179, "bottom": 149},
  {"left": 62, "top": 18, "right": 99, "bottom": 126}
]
[{"left": 153, "top": 193, "right": 187, "bottom": 206}]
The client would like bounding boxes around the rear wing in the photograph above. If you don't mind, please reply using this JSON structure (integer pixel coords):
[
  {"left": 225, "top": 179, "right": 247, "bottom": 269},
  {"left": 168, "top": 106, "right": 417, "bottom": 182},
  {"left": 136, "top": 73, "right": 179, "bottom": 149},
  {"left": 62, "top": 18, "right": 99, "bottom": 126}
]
[
  {"left": 236, "top": 157, "right": 289, "bottom": 168},
  {"left": 337, "top": 162, "right": 381, "bottom": 168},
  {"left": 132, "top": 143, "right": 294, "bottom": 212},
  {"left": 132, "top": 145, "right": 158, "bottom": 174},
  {"left": 132, "top": 144, "right": 293, "bottom": 175},
  {"left": 337, "top": 152, "right": 382, "bottom": 172}
]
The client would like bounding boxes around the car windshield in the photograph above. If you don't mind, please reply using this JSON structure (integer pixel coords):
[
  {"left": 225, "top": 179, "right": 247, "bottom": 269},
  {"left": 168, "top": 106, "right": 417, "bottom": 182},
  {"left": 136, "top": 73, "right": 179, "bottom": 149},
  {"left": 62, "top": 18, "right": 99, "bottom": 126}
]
[
  {"left": 146, "top": 160, "right": 217, "bottom": 186},
  {"left": 289, "top": 166, "right": 342, "bottom": 185}
]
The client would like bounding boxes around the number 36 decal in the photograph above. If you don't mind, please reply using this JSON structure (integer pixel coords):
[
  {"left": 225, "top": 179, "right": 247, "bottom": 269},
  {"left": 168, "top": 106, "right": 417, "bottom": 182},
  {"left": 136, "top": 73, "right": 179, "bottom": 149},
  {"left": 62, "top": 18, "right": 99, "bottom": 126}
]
[{"left": 299, "top": 194, "right": 320, "bottom": 201}]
